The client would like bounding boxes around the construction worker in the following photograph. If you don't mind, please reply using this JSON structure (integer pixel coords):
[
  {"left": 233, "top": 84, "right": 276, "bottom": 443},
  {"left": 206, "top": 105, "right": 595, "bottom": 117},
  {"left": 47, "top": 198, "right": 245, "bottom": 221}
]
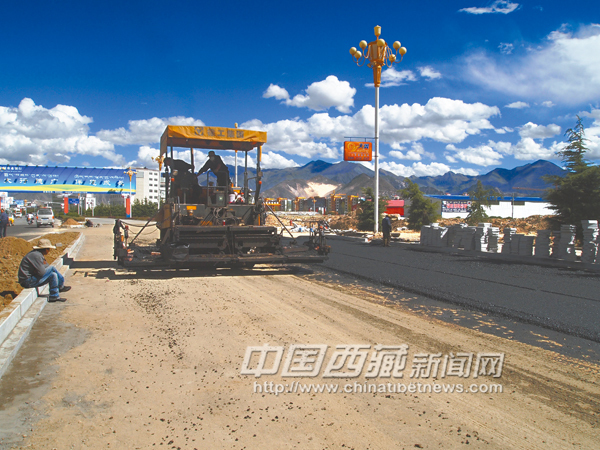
[
  {"left": 18, "top": 238, "right": 71, "bottom": 302},
  {"left": 164, "top": 157, "right": 197, "bottom": 200},
  {"left": 0, "top": 208, "right": 8, "bottom": 237},
  {"left": 197, "top": 151, "right": 230, "bottom": 190},
  {"left": 382, "top": 214, "right": 392, "bottom": 247}
]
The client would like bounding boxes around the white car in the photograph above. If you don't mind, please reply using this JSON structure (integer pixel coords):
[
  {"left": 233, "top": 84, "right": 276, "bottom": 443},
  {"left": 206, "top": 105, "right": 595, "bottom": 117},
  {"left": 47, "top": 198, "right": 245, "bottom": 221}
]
[{"left": 36, "top": 208, "right": 55, "bottom": 227}]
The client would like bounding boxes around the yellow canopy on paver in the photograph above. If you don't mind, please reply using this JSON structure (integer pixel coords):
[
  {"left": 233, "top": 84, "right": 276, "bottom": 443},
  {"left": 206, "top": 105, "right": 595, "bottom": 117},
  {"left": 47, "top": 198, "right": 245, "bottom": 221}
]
[{"left": 160, "top": 125, "right": 267, "bottom": 155}]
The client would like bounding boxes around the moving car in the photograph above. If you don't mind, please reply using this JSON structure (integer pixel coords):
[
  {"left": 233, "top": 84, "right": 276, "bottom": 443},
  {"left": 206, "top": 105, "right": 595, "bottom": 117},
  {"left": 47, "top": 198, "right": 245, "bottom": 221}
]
[{"left": 36, "top": 208, "right": 55, "bottom": 227}]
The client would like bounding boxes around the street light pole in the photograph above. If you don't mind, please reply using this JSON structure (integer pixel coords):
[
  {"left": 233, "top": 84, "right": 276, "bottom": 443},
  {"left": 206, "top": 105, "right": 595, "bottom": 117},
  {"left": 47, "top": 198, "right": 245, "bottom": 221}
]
[
  {"left": 124, "top": 167, "right": 136, "bottom": 218},
  {"left": 350, "top": 25, "right": 406, "bottom": 233}
]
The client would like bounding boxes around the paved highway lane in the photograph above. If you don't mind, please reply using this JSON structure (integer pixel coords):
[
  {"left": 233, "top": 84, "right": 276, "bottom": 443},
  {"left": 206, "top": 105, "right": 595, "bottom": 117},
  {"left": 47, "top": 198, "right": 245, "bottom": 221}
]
[
  {"left": 1, "top": 216, "right": 55, "bottom": 239},
  {"left": 314, "top": 235, "right": 600, "bottom": 349}
]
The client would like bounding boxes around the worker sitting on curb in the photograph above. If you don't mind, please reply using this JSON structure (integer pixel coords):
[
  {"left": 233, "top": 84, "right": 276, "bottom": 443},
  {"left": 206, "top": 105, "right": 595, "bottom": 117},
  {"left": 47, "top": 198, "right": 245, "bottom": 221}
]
[{"left": 17, "top": 238, "right": 71, "bottom": 302}]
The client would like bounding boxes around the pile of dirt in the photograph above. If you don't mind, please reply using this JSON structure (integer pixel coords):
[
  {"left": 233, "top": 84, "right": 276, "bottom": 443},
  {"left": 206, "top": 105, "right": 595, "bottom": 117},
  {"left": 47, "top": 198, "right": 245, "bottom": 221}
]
[
  {"left": 62, "top": 218, "right": 82, "bottom": 226},
  {"left": 268, "top": 213, "right": 556, "bottom": 245},
  {"left": 0, "top": 232, "right": 80, "bottom": 310},
  {"left": 436, "top": 216, "right": 554, "bottom": 235}
]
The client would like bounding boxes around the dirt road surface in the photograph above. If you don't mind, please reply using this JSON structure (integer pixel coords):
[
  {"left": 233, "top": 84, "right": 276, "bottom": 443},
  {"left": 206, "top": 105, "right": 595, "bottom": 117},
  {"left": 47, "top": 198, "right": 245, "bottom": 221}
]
[{"left": 0, "top": 225, "right": 599, "bottom": 449}]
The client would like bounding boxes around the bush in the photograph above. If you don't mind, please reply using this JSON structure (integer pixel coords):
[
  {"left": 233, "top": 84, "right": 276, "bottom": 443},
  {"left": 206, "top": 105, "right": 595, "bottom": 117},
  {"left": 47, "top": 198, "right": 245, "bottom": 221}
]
[
  {"left": 356, "top": 187, "right": 388, "bottom": 232},
  {"left": 55, "top": 210, "right": 86, "bottom": 222}
]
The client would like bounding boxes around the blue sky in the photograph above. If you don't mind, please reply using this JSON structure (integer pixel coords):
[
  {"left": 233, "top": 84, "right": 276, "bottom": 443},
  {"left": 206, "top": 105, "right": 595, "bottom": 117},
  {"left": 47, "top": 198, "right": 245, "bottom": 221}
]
[{"left": 1, "top": 0, "right": 600, "bottom": 177}]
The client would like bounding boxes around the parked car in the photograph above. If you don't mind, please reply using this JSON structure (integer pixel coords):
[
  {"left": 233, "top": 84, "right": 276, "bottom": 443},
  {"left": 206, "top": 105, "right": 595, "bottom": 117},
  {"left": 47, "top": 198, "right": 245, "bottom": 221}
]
[
  {"left": 14, "top": 210, "right": 22, "bottom": 218},
  {"left": 36, "top": 208, "right": 55, "bottom": 227}
]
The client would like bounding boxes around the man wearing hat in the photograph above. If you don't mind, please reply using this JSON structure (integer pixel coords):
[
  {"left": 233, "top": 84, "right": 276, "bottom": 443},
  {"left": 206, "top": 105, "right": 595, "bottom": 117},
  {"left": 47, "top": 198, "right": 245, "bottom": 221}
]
[
  {"left": 197, "top": 151, "right": 230, "bottom": 190},
  {"left": 18, "top": 239, "right": 71, "bottom": 302}
]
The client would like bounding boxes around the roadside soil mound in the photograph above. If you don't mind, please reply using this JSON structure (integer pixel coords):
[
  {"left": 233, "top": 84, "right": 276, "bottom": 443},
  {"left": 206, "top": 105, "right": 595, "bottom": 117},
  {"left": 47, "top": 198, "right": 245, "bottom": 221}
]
[
  {"left": 0, "top": 232, "right": 80, "bottom": 309},
  {"left": 61, "top": 218, "right": 82, "bottom": 226}
]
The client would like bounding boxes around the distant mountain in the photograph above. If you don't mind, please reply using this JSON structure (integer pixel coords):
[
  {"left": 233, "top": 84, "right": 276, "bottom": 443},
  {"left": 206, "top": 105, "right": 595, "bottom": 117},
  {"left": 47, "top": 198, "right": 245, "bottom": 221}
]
[
  {"left": 263, "top": 175, "right": 341, "bottom": 198},
  {"left": 234, "top": 159, "right": 565, "bottom": 198},
  {"left": 412, "top": 160, "right": 565, "bottom": 195},
  {"left": 334, "top": 173, "right": 399, "bottom": 197}
]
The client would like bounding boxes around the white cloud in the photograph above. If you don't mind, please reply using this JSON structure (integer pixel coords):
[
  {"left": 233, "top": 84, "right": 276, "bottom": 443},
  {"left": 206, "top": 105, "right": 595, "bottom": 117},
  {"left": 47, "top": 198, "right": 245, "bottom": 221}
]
[
  {"left": 541, "top": 101, "right": 555, "bottom": 108},
  {"left": 508, "top": 138, "right": 564, "bottom": 160},
  {"left": 418, "top": 66, "right": 442, "bottom": 80},
  {"left": 263, "top": 76, "right": 356, "bottom": 113},
  {"left": 495, "top": 126, "right": 514, "bottom": 134},
  {"left": 445, "top": 143, "right": 504, "bottom": 166},
  {"left": 469, "top": 138, "right": 565, "bottom": 161},
  {"left": 454, "top": 167, "right": 480, "bottom": 176},
  {"left": 259, "top": 151, "right": 300, "bottom": 169},
  {"left": 518, "top": 122, "right": 561, "bottom": 139},
  {"left": 244, "top": 97, "right": 499, "bottom": 162},
  {"left": 0, "top": 98, "right": 121, "bottom": 165},
  {"left": 97, "top": 116, "right": 204, "bottom": 146},
  {"left": 242, "top": 118, "right": 341, "bottom": 160},
  {"left": 505, "top": 101, "right": 529, "bottom": 109},
  {"left": 463, "top": 24, "right": 600, "bottom": 104},
  {"left": 579, "top": 108, "right": 600, "bottom": 158},
  {"left": 499, "top": 43, "right": 514, "bottom": 54},
  {"left": 388, "top": 142, "right": 435, "bottom": 161},
  {"left": 263, "top": 84, "right": 289, "bottom": 101},
  {"left": 132, "top": 145, "right": 160, "bottom": 169},
  {"left": 376, "top": 67, "right": 417, "bottom": 87},
  {"left": 379, "top": 161, "right": 454, "bottom": 177},
  {"left": 459, "top": 1, "right": 520, "bottom": 15}
]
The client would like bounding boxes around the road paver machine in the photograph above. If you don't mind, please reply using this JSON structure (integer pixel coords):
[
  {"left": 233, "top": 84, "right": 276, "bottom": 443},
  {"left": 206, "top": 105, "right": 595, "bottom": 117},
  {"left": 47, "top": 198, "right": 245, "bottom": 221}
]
[{"left": 113, "top": 125, "right": 329, "bottom": 269}]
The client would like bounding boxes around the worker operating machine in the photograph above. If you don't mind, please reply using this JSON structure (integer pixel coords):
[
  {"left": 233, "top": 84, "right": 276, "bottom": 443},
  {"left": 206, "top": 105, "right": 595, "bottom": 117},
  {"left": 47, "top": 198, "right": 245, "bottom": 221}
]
[{"left": 113, "top": 125, "right": 329, "bottom": 269}]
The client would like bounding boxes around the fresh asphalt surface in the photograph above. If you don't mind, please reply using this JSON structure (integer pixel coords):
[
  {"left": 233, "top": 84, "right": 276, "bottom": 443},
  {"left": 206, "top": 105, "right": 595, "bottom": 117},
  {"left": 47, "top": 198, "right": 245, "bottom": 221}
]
[{"left": 304, "top": 234, "right": 600, "bottom": 363}]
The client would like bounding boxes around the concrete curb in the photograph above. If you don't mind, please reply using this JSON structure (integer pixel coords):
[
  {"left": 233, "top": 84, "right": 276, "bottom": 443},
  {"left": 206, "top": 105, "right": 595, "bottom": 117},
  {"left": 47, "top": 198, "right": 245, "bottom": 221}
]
[
  {"left": 0, "top": 232, "right": 86, "bottom": 379},
  {"left": 327, "top": 234, "right": 600, "bottom": 273},
  {"left": 399, "top": 241, "right": 600, "bottom": 273}
]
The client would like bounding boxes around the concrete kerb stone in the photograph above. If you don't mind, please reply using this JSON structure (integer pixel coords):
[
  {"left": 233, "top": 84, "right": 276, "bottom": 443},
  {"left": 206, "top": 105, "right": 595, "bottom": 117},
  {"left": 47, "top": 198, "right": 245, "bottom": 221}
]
[
  {"left": 0, "top": 232, "right": 86, "bottom": 379},
  {"left": 403, "top": 240, "right": 600, "bottom": 273},
  {"left": 328, "top": 234, "right": 600, "bottom": 273}
]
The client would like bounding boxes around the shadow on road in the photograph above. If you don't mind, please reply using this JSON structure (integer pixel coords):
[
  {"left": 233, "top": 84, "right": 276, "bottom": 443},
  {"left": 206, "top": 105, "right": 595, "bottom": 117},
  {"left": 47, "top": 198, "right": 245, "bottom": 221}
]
[{"left": 70, "top": 260, "right": 312, "bottom": 280}]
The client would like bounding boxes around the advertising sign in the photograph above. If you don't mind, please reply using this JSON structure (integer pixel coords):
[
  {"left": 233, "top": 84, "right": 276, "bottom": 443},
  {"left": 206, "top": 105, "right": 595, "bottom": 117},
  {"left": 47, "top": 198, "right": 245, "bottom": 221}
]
[
  {"left": 343, "top": 142, "right": 372, "bottom": 162},
  {"left": 68, "top": 198, "right": 80, "bottom": 205},
  {"left": 0, "top": 165, "right": 134, "bottom": 194},
  {"left": 442, "top": 200, "right": 471, "bottom": 213}
]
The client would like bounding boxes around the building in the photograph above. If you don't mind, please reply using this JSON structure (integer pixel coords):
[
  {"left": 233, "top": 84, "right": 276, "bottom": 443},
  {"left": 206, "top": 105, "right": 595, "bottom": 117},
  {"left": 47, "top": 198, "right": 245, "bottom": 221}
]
[
  {"left": 385, "top": 199, "right": 405, "bottom": 216},
  {"left": 135, "top": 168, "right": 163, "bottom": 204},
  {"left": 427, "top": 195, "right": 554, "bottom": 219}
]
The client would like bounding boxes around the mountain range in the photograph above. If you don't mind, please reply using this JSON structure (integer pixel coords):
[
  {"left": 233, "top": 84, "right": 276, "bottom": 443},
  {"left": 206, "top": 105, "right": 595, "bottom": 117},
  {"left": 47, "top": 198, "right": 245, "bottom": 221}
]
[{"left": 250, "top": 159, "right": 565, "bottom": 199}]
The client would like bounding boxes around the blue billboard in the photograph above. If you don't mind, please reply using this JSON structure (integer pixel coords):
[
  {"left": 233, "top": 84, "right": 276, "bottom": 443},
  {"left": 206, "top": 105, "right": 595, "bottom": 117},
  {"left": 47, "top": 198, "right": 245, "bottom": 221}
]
[{"left": 0, "top": 165, "right": 136, "bottom": 194}]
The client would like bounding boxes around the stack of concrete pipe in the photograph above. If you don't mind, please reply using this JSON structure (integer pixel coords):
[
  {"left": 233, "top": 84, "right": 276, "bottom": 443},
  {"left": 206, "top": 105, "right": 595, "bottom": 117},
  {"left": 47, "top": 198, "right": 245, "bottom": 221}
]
[
  {"left": 581, "top": 220, "right": 599, "bottom": 264},
  {"left": 552, "top": 225, "right": 577, "bottom": 260},
  {"left": 487, "top": 227, "right": 500, "bottom": 253},
  {"left": 501, "top": 228, "right": 517, "bottom": 254},
  {"left": 418, "top": 221, "right": 600, "bottom": 264},
  {"left": 534, "top": 230, "right": 552, "bottom": 257}
]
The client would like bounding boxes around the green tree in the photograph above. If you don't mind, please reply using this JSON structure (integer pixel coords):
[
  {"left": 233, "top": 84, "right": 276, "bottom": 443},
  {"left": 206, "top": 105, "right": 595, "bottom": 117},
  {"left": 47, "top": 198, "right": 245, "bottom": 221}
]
[
  {"left": 558, "top": 115, "right": 589, "bottom": 173},
  {"left": 545, "top": 117, "right": 600, "bottom": 235},
  {"left": 401, "top": 179, "right": 440, "bottom": 231},
  {"left": 132, "top": 198, "right": 159, "bottom": 218},
  {"left": 356, "top": 187, "right": 388, "bottom": 232},
  {"left": 466, "top": 180, "right": 496, "bottom": 225}
]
